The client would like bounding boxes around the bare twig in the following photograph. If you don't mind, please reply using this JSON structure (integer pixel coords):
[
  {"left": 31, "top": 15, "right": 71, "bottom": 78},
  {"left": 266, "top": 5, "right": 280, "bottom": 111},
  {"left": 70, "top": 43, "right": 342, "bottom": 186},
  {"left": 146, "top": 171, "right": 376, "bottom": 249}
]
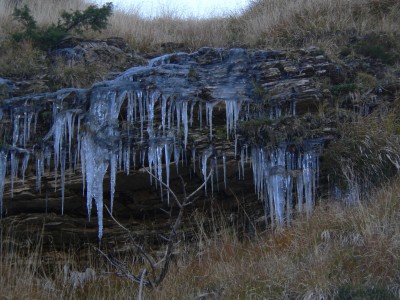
[
  {"left": 103, "top": 169, "right": 214, "bottom": 289},
  {"left": 143, "top": 167, "right": 182, "bottom": 207},
  {"left": 138, "top": 269, "right": 147, "bottom": 300},
  {"left": 187, "top": 170, "right": 213, "bottom": 201},
  {"left": 104, "top": 205, "right": 157, "bottom": 275},
  {"left": 94, "top": 246, "right": 145, "bottom": 284}
]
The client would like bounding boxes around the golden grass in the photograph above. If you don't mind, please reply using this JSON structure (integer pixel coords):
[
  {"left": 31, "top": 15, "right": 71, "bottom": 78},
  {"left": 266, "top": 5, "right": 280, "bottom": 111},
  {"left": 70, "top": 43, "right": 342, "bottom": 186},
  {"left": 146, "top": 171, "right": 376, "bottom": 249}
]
[
  {"left": 150, "top": 182, "right": 400, "bottom": 299},
  {"left": 1, "top": 0, "right": 399, "bottom": 53},
  {"left": 1, "top": 176, "right": 400, "bottom": 299}
]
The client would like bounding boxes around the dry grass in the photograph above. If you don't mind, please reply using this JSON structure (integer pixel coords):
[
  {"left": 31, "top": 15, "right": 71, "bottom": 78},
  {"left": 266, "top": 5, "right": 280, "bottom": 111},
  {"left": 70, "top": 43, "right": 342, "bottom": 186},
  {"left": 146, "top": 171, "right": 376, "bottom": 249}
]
[
  {"left": 1, "top": 177, "right": 400, "bottom": 299},
  {"left": 322, "top": 101, "right": 400, "bottom": 200},
  {"left": 150, "top": 182, "right": 400, "bottom": 299},
  {"left": 1, "top": 0, "right": 399, "bottom": 53},
  {"left": 0, "top": 39, "right": 46, "bottom": 80},
  {"left": 1, "top": 0, "right": 399, "bottom": 87},
  {"left": 238, "top": 0, "right": 400, "bottom": 51}
]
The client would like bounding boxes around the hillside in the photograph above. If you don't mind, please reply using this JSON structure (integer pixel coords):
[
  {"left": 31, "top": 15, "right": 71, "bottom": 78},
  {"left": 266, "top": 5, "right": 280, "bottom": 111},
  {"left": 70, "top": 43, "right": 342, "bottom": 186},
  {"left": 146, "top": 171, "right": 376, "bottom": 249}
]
[{"left": 0, "top": 0, "right": 400, "bottom": 299}]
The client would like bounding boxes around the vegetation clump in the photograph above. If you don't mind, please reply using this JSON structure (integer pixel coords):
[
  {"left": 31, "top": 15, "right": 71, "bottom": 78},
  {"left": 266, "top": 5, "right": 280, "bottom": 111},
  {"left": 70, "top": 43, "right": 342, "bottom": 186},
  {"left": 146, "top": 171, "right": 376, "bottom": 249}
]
[
  {"left": 354, "top": 33, "right": 400, "bottom": 64},
  {"left": 11, "top": 2, "right": 113, "bottom": 51}
]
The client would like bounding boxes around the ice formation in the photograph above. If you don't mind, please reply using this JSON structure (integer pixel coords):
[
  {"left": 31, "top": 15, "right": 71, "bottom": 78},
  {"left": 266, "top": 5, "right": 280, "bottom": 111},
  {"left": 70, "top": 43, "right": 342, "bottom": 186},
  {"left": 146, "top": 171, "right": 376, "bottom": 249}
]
[{"left": 0, "top": 48, "right": 325, "bottom": 238}]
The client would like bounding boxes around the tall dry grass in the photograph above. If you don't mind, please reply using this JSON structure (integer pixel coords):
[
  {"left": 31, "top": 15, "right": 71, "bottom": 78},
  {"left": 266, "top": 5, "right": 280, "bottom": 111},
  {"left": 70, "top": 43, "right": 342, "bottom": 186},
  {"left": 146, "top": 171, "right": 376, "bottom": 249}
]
[
  {"left": 0, "top": 0, "right": 90, "bottom": 36},
  {"left": 1, "top": 0, "right": 399, "bottom": 53},
  {"left": 150, "top": 180, "right": 400, "bottom": 299},
  {"left": 1, "top": 177, "right": 400, "bottom": 298},
  {"left": 238, "top": 0, "right": 400, "bottom": 53}
]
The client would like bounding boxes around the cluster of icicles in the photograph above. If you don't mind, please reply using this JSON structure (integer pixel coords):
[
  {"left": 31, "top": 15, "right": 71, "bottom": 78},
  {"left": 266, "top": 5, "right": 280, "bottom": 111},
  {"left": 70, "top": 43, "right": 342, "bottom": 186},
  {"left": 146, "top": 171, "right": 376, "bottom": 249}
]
[{"left": 0, "top": 70, "right": 322, "bottom": 241}]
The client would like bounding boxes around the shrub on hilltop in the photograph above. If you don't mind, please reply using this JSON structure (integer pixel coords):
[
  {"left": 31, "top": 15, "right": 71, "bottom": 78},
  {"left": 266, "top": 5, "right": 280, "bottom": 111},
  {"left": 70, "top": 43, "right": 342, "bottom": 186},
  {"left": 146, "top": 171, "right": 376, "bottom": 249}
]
[{"left": 11, "top": 2, "right": 113, "bottom": 51}]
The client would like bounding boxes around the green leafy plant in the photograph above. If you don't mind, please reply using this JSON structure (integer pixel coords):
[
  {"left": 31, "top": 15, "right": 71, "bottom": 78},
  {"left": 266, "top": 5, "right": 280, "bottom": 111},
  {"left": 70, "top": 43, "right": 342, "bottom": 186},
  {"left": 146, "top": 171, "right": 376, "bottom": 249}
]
[{"left": 11, "top": 3, "right": 113, "bottom": 51}]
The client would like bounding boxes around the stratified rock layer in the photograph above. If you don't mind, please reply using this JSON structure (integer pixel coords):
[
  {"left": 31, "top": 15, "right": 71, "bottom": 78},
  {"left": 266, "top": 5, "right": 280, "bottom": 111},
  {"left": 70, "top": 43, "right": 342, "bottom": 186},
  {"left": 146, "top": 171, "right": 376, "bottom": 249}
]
[{"left": 0, "top": 46, "right": 381, "bottom": 248}]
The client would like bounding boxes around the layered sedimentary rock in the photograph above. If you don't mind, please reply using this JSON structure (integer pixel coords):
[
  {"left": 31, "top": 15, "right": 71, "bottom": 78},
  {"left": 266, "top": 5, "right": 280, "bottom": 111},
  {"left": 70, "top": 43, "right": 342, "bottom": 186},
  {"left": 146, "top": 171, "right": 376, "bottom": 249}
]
[{"left": 0, "top": 46, "right": 350, "bottom": 242}]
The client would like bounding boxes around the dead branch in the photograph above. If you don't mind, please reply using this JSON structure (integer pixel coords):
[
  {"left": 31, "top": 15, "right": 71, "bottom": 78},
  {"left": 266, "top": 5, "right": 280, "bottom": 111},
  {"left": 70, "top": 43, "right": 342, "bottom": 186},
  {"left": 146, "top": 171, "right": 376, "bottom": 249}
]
[{"left": 100, "top": 167, "right": 214, "bottom": 289}]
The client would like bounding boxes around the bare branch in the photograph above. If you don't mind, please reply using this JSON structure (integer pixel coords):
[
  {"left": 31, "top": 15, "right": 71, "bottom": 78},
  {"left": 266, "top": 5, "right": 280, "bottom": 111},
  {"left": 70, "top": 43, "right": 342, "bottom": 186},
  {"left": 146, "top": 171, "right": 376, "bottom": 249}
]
[
  {"left": 138, "top": 269, "right": 147, "bottom": 300},
  {"left": 105, "top": 205, "right": 158, "bottom": 272},
  {"left": 187, "top": 170, "right": 213, "bottom": 201},
  {"left": 105, "top": 205, "right": 129, "bottom": 231},
  {"left": 94, "top": 246, "right": 146, "bottom": 285},
  {"left": 143, "top": 167, "right": 182, "bottom": 207},
  {"left": 103, "top": 168, "right": 215, "bottom": 289}
]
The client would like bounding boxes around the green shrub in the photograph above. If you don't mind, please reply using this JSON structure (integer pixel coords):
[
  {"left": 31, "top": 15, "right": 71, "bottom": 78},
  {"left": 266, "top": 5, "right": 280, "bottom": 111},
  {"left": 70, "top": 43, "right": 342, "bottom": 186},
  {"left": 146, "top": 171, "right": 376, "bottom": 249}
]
[{"left": 11, "top": 3, "right": 113, "bottom": 51}]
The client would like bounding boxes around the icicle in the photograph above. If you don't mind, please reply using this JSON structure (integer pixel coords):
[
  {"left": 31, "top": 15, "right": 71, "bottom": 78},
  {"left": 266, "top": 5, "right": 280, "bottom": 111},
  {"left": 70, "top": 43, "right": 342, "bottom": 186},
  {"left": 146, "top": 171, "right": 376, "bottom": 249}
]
[
  {"left": 174, "top": 142, "right": 181, "bottom": 172},
  {"left": 21, "top": 152, "right": 29, "bottom": 186},
  {"left": 286, "top": 174, "right": 293, "bottom": 225},
  {"left": 202, "top": 153, "right": 208, "bottom": 195},
  {"left": 192, "top": 146, "right": 196, "bottom": 174},
  {"left": 214, "top": 156, "right": 219, "bottom": 192},
  {"left": 148, "top": 143, "right": 155, "bottom": 185},
  {"left": 164, "top": 142, "right": 171, "bottom": 204},
  {"left": 206, "top": 102, "right": 214, "bottom": 140},
  {"left": 118, "top": 140, "right": 123, "bottom": 171},
  {"left": 240, "top": 147, "right": 245, "bottom": 180},
  {"left": 167, "top": 98, "right": 173, "bottom": 130},
  {"left": 225, "top": 100, "right": 242, "bottom": 140},
  {"left": 36, "top": 157, "right": 42, "bottom": 193},
  {"left": 226, "top": 101, "right": 233, "bottom": 139},
  {"left": 189, "top": 101, "right": 195, "bottom": 127},
  {"left": 303, "top": 153, "right": 314, "bottom": 217},
  {"left": 157, "top": 145, "right": 163, "bottom": 200},
  {"left": 110, "top": 153, "right": 117, "bottom": 214},
  {"left": 138, "top": 91, "right": 144, "bottom": 141},
  {"left": 124, "top": 143, "right": 130, "bottom": 175},
  {"left": 53, "top": 115, "right": 66, "bottom": 191},
  {"left": 147, "top": 90, "right": 157, "bottom": 130},
  {"left": 23, "top": 111, "right": 27, "bottom": 147},
  {"left": 270, "top": 172, "right": 285, "bottom": 225},
  {"left": 127, "top": 92, "right": 134, "bottom": 135},
  {"left": 175, "top": 101, "right": 181, "bottom": 134},
  {"left": 161, "top": 95, "right": 168, "bottom": 132},
  {"left": 223, "top": 152, "right": 227, "bottom": 189},
  {"left": 198, "top": 102, "right": 203, "bottom": 129},
  {"left": 132, "top": 147, "right": 136, "bottom": 170},
  {"left": 202, "top": 147, "right": 212, "bottom": 195},
  {"left": 234, "top": 135, "right": 238, "bottom": 157},
  {"left": 0, "top": 151, "right": 7, "bottom": 217},
  {"left": 34, "top": 111, "right": 39, "bottom": 133},
  {"left": 141, "top": 148, "right": 146, "bottom": 167},
  {"left": 66, "top": 112, "right": 75, "bottom": 175},
  {"left": 12, "top": 114, "right": 20, "bottom": 146},
  {"left": 296, "top": 171, "right": 304, "bottom": 213},
  {"left": 80, "top": 139, "right": 86, "bottom": 197},
  {"left": 81, "top": 133, "right": 109, "bottom": 239},
  {"left": 60, "top": 149, "right": 66, "bottom": 215},
  {"left": 75, "top": 116, "right": 82, "bottom": 171},
  {"left": 27, "top": 112, "right": 33, "bottom": 143},
  {"left": 10, "top": 151, "right": 18, "bottom": 198},
  {"left": 182, "top": 101, "right": 188, "bottom": 149},
  {"left": 210, "top": 164, "right": 214, "bottom": 196}
]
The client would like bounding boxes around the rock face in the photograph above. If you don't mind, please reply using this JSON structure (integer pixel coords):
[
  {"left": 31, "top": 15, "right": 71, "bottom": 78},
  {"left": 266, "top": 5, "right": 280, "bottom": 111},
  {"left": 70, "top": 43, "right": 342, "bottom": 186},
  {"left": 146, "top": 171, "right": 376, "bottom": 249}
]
[
  {"left": 0, "top": 77, "right": 14, "bottom": 99},
  {"left": 0, "top": 45, "right": 394, "bottom": 249},
  {"left": 51, "top": 37, "right": 147, "bottom": 69}
]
